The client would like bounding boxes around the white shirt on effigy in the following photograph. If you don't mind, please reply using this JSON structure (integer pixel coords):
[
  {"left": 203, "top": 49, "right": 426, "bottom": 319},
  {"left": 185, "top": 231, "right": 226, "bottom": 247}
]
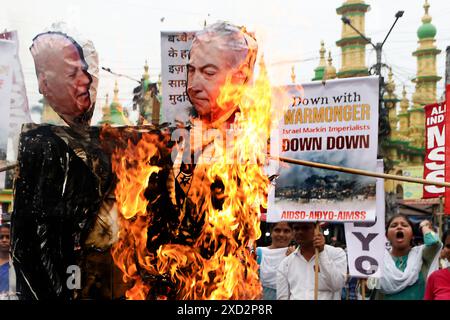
[{"left": 277, "top": 244, "right": 347, "bottom": 300}]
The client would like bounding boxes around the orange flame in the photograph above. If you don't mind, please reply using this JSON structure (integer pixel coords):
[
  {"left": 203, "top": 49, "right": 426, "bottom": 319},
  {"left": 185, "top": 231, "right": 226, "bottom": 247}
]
[
  {"left": 110, "top": 132, "right": 161, "bottom": 300},
  {"left": 111, "top": 53, "right": 278, "bottom": 300}
]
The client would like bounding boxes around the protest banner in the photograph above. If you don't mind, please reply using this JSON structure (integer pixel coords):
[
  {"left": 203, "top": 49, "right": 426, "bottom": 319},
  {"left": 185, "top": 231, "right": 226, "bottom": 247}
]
[
  {"left": 268, "top": 76, "right": 379, "bottom": 222},
  {"left": 160, "top": 31, "right": 196, "bottom": 126},
  {"left": 423, "top": 102, "right": 447, "bottom": 209},
  {"left": 344, "top": 160, "right": 386, "bottom": 278},
  {"left": 446, "top": 84, "right": 450, "bottom": 215},
  {"left": 0, "top": 31, "right": 31, "bottom": 164},
  {"left": 0, "top": 39, "right": 16, "bottom": 189}
]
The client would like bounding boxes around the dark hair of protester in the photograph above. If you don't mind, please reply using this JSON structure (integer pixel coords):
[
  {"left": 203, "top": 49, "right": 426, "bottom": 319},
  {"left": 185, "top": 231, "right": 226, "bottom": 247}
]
[
  {"left": 269, "top": 221, "right": 289, "bottom": 232},
  {"left": 386, "top": 214, "right": 414, "bottom": 234}
]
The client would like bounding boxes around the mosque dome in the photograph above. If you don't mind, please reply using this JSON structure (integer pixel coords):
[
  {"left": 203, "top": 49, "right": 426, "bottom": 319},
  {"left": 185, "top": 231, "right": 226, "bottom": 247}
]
[
  {"left": 417, "top": 23, "right": 436, "bottom": 39},
  {"left": 417, "top": 0, "right": 436, "bottom": 39}
]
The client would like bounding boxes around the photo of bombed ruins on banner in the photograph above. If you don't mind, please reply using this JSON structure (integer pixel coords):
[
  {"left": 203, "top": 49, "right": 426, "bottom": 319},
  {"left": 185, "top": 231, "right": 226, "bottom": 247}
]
[{"left": 0, "top": 0, "right": 449, "bottom": 307}]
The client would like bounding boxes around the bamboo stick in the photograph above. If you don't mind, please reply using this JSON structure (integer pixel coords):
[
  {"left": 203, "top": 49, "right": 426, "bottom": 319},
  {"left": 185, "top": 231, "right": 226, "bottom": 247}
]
[
  {"left": 314, "top": 223, "right": 320, "bottom": 301},
  {"left": 361, "top": 279, "right": 366, "bottom": 300},
  {"left": 0, "top": 163, "right": 17, "bottom": 173},
  {"left": 273, "top": 156, "right": 450, "bottom": 188}
]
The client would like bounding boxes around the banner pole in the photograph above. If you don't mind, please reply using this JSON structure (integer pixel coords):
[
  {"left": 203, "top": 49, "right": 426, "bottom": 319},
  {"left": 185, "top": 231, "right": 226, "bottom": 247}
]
[
  {"left": 314, "top": 222, "right": 320, "bottom": 301},
  {"left": 272, "top": 156, "right": 450, "bottom": 188},
  {"left": 361, "top": 279, "right": 366, "bottom": 300},
  {"left": 0, "top": 163, "right": 17, "bottom": 173}
]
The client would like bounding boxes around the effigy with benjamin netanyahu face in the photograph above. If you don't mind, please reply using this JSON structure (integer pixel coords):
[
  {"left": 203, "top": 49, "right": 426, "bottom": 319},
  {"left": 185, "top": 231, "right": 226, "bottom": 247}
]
[{"left": 12, "top": 21, "right": 272, "bottom": 300}]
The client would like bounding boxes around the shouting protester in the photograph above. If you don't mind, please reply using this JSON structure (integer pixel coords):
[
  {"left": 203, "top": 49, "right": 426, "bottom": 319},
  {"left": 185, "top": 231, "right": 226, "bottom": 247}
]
[{"left": 375, "top": 215, "right": 441, "bottom": 300}]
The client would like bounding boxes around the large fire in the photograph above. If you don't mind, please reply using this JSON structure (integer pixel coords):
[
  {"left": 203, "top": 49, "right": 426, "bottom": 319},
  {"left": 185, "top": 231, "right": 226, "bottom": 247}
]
[{"left": 110, "top": 54, "right": 277, "bottom": 300}]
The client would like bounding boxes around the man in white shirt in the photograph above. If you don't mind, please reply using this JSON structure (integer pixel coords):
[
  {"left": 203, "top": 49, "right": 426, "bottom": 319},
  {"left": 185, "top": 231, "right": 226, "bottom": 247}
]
[{"left": 277, "top": 222, "right": 347, "bottom": 300}]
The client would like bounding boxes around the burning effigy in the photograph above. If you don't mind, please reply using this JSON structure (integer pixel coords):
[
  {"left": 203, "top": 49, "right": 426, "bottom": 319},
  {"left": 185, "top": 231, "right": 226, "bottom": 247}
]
[
  {"left": 110, "top": 22, "right": 275, "bottom": 300},
  {"left": 11, "top": 21, "right": 277, "bottom": 300}
]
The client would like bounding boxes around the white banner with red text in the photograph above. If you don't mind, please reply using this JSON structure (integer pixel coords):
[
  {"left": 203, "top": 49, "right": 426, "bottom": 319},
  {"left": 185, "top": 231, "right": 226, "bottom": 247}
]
[
  {"left": 423, "top": 102, "right": 446, "bottom": 199},
  {"left": 267, "top": 76, "right": 379, "bottom": 222},
  {"left": 446, "top": 84, "right": 450, "bottom": 215}
]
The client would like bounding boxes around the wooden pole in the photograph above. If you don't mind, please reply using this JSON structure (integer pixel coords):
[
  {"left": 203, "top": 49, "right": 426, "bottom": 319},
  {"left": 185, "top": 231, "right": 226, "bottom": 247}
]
[
  {"left": 438, "top": 196, "right": 444, "bottom": 239},
  {"left": 361, "top": 279, "right": 366, "bottom": 300},
  {"left": 273, "top": 156, "right": 450, "bottom": 188},
  {"left": 0, "top": 163, "right": 17, "bottom": 173},
  {"left": 346, "top": 276, "right": 350, "bottom": 300},
  {"left": 314, "top": 223, "right": 320, "bottom": 301}
]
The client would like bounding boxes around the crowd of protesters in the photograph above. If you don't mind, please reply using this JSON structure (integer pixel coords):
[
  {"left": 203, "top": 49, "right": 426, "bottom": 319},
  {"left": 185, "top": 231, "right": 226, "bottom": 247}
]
[
  {"left": 257, "top": 215, "right": 449, "bottom": 300},
  {"left": 2, "top": 210, "right": 450, "bottom": 300}
]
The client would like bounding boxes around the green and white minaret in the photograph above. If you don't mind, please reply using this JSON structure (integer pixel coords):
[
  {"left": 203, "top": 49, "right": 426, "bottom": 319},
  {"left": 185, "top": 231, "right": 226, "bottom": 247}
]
[
  {"left": 336, "top": 0, "right": 370, "bottom": 78},
  {"left": 410, "top": 0, "right": 441, "bottom": 148}
]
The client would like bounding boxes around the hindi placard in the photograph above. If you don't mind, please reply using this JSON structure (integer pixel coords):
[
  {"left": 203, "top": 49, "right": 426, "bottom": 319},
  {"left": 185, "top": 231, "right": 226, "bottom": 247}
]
[{"left": 161, "top": 31, "right": 197, "bottom": 126}]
